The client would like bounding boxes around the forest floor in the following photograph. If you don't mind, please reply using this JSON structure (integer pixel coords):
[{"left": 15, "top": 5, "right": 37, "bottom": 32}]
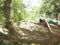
[{"left": 0, "top": 21, "right": 60, "bottom": 45}]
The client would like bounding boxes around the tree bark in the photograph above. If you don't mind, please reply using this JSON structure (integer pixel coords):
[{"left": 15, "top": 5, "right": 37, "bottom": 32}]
[
  {"left": 4, "top": 0, "right": 11, "bottom": 21},
  {"left": 3, "top": 0, "right": 17, "bottom": 35}
]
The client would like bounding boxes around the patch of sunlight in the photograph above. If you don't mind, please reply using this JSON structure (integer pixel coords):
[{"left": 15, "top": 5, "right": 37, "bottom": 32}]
[
  {"left": 18, "top": 30, "right": 26, "bottom": 36},
  {"left": 21, "top": 36, "right": 29, "bottom": 39},
  {"left": 19, "top": 22, "right": 39, "bottom": 31},
  {"left": 20, "top": 22, "right": 31, "bottom": 29},
  {"left": 32, "top": 43, "right": 40, "bottom": 45},
  {"left": 0, "top": 28, "right": 8, "bottom": 34}
]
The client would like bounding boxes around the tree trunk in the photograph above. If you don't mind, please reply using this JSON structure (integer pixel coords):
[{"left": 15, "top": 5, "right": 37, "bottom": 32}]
[
  {"left": 4, "top": 0, "right": 11, "bottom": 21},
  {"left": 4, "top": 0, "right": 14, "bottom": 34}
]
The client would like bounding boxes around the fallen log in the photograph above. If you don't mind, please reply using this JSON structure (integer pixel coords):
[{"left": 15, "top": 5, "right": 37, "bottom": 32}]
[{"left": 0, "top": 21, "right": 60, "bottom": 45}]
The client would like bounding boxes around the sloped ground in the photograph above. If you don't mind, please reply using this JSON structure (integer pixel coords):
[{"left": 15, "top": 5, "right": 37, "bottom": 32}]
[
  {"left": 13, "top": 21, "right": 60, "bottom": 45},
  {"left": 0, "top": 21, "right": 60, "bottom": 45}
]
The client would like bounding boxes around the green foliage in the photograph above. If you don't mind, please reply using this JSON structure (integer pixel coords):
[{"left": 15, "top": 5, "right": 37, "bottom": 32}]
[
  {"left": 11, "top": 0, "right": 26, "bottom": 22},
  {"left": 0, "top": 0, "right": 5, "bottom": 22},
  {"left": 0, "top": 0, "right": 60, "bottom": 22},
  {"left": 0, "top": 0, "right": 27, "bottom": 22},
  {"left": 30, "top": 7, "right": 41, "bottom": 20},
  {"left": 40, "top": 0, "right": 60, "bottom": 18}
]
